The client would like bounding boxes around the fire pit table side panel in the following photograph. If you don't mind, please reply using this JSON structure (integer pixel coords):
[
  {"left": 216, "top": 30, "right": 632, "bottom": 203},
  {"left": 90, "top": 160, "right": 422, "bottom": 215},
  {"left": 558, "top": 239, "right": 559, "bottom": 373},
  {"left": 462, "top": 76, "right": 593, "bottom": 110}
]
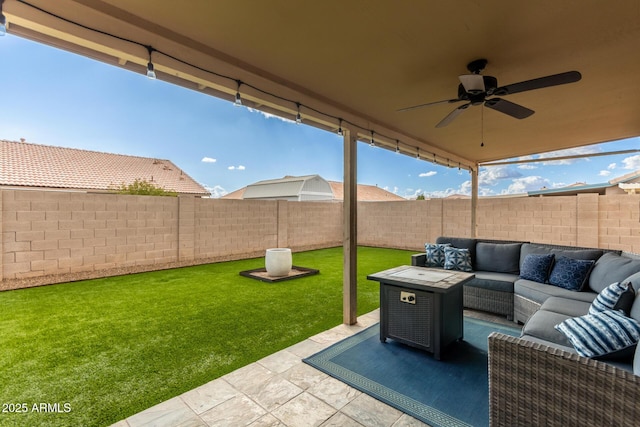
[{"left": 368, "top": 265, "right": 473, "bottom": 360}]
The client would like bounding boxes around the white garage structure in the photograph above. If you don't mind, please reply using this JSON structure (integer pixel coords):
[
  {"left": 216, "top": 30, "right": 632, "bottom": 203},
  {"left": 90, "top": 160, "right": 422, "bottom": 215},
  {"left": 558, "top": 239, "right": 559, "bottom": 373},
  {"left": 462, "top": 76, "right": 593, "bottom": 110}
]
[{"left": 243, "top": 175, "right": 334, "bottom": 201}]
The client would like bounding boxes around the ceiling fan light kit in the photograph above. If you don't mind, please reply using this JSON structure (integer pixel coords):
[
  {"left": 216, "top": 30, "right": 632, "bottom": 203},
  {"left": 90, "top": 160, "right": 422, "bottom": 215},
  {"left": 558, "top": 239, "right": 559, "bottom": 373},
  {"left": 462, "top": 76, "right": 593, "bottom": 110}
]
[{"left": 399, "top": 59, "right": 581, "bottom": 127}]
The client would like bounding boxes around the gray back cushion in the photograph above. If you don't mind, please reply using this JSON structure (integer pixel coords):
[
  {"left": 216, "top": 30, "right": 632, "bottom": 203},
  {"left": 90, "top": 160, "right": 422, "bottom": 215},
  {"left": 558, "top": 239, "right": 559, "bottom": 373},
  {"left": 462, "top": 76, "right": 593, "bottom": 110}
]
[
  {"left": 519, "top": 243, "right": 603, "bottom": 271},
  {"left": 624, "top": 272, "right": 640, "bottom": 322},
  {"left": 475, "top": 242, "right": 522, "bottom": 274},
  {"left": 436, "top": 237, "right": 477, "bottom": 266},
  {"left": 589, "top": 253, "right": 640, "bottom": 293}
]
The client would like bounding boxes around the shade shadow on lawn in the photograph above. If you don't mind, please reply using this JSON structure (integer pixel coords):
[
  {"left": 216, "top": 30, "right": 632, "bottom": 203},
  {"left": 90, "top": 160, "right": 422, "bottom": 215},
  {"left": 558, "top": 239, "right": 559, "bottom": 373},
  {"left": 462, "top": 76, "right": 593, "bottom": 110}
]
[{"left": 0, "top": 246, "right": 413, "bottom": 427}]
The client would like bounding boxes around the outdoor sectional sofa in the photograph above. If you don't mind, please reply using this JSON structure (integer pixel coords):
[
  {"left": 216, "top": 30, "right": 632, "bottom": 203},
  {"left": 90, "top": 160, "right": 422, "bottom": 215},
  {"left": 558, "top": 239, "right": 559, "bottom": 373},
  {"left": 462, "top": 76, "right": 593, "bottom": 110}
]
[{"left": 412, "top": 236, "right": 640, "bottom": 426}]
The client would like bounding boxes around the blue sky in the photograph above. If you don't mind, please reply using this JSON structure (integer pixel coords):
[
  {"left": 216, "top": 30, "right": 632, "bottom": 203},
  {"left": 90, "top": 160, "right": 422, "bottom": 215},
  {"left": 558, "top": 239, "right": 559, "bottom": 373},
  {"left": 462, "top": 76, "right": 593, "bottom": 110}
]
[{"left": 2, "top": 35, "right": 639, "bottom": 198}]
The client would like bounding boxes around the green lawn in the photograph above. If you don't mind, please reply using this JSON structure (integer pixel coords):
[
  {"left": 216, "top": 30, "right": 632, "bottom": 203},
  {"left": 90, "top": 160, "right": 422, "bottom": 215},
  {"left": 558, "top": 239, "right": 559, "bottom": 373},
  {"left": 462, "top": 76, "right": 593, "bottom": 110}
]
[{"left": 0, "top": 246, "right": 414, "bottom": 427}]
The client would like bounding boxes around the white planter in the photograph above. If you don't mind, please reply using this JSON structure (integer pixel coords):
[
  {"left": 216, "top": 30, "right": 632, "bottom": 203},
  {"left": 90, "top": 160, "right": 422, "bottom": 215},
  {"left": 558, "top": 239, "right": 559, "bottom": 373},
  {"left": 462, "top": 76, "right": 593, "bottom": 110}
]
[{"left": 265, "top": 248, "right": 292, "bottom": 277}]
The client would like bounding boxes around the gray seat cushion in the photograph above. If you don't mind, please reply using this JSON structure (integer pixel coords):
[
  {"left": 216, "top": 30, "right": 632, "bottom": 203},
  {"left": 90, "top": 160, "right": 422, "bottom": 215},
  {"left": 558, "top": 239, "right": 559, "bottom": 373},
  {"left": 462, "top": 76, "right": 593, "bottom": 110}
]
[
  {"left": 588, "top": 252, "right": 640, "bottom": 293},
  {"left": 475, "top": 242, "right": 522, "bottom": 274},
  {"left": 515, "top": 278, "right": 597, "bottom": 304},
  {"left": 467, "top": 271, "right": 518, "bottom": 293},
  {"left": 520, "top": 334, "right": 576, "bottom": 354},
  {"left": 522, "top": 309, "right": 574, "bottom": 347},
  {"left": 540, "top": 297, "right": 591, "bottom": 317}
]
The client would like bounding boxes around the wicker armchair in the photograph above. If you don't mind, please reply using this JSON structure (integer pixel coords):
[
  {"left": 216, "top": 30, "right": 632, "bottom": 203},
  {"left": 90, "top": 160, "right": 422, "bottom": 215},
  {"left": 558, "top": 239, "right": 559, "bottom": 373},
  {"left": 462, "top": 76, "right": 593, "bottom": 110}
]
[{"left": 488, "top": 332, "right": 640, "bottom": 427}]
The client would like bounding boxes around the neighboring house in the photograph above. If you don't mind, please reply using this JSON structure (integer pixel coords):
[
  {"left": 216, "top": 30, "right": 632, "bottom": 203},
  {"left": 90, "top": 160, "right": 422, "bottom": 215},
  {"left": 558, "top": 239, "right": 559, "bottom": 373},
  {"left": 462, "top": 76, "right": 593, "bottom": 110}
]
[
  {"left": 223, "top": 174, "right": 406, "bottom": 201},
  {"left": 327, "top": 181, "right": 406, "bottom": 201},
  {"left": 242, "top": 175, "right": 334, "bottom": 201},
  {"left": 0, "top": 139, "right": 209, "bottom": 196},
  {"left": 528, "top": 170, "right": 640, "bottom": 197}
]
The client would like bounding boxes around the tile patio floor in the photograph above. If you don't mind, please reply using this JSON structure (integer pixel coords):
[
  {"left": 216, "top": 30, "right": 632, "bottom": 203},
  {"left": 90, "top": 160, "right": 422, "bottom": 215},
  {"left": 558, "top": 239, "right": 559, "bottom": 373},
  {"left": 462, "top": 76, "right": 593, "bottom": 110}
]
[{"left": 111, "top": 309, "right": 517, "bottom": 427}]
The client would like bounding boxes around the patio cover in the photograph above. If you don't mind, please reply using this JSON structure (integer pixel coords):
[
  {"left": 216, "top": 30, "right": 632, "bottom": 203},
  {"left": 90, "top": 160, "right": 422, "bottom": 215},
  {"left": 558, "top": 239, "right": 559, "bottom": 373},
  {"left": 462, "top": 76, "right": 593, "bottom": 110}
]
[{"left": 4, "top": 0, "right": 640, "bottom": 322}]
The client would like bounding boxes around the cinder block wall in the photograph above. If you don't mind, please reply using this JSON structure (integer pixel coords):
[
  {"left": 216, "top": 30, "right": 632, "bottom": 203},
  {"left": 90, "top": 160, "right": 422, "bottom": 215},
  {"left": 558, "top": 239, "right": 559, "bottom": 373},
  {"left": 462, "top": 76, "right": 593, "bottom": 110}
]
[
  {"left": 285, "top": 201, "right": 342, "bottom": 250},
  {"left": 193, "top": 199, "right": 279, "bottom": 261},
  {"left": 1, "top": 190, "right": 178, "bottom": 289},
  {"left": 2, "top": 189, "right": 639, "bottom": 290}
]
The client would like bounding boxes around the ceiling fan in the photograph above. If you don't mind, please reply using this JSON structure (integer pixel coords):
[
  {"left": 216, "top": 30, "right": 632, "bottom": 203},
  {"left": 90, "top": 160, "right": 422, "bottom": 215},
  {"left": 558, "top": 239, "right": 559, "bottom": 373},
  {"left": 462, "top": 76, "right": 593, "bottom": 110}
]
[{"left": 398, "top": 59, "right": 581, "bottom": 128}]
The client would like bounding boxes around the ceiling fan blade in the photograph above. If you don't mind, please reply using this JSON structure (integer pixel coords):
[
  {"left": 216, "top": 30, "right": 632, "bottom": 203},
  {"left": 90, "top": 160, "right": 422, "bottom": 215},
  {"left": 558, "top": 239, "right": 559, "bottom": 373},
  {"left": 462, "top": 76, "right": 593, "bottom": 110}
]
[
  {"left": 484, "top": 98, "right": 534, "bottom": 119},
  {"left": 396, "top": 98, "right": 462, "bottom": 112},
  {"left": 436, "top": 103, "right": 471, "bottom": 128},
  {"left": 494, "top": 71, "right": 581, "bottom": 95},
  {"left": 458, "top": 74, "right": 485, "bottom": 94}
]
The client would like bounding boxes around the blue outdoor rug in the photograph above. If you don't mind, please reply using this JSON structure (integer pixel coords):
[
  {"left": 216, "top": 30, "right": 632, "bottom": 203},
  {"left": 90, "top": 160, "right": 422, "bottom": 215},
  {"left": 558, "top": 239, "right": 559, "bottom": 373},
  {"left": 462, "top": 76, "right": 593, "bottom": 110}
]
[{"left": 303, "top": 317, "right": 520, "bottom": 427}]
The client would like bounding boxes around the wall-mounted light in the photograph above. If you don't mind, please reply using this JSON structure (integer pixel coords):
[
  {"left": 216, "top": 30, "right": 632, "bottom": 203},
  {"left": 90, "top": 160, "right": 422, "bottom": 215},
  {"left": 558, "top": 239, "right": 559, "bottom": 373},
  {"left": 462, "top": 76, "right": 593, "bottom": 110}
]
[
  {"left": 146, "top": 46, "right": 156, "bottom": 79},
  {"left": 370, "top": 131, "right": 375, "bottom": 147},
  {"left": 234, "top": 80, "right": 242, "bottom": 107},
  {"left": 395, "top": 140, "right": 400, "bottom": 154},
  {"left": 416, "top": 147, "right": 421, "bottom": 159},
  {"left": 337, "top": 119, "right": 344, "bottom": 136},
  {"left": 0, "top": 0, "right": 6, "bottom": 36}
]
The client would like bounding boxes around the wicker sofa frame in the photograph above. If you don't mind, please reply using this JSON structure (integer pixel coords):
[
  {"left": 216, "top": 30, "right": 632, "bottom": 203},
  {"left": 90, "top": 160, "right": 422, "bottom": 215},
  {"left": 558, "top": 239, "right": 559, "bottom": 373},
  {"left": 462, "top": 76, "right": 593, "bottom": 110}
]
[{"left": 488, "top": 332, "right": 640, "bottom": 426}]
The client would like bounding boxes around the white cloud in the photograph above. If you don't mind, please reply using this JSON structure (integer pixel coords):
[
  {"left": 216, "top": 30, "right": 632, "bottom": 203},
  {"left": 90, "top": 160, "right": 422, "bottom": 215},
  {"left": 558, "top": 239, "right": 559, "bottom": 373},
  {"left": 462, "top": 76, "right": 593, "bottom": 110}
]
[
  {"left": 503, "top": 176, "right": 552, "bottom": 194},
  {"left": 201, "top": 157, "right": 217, "bottom": 163},
  {"left": 237, "top": 165, "right": 246, "bottom": 170},
  {"left": 419, "top": 171, "right": 437, "bottom": 178},
  {"left": 204, "top": 184, "right": 227, "bottom": 198},
  {"left": 247, "top": 107, "right": 295, "bottom": 123},
  {"left": 518, "top": 164, "right": 537, "bottom": 170},
  {"left": 599, "top": 170, "right": 612, "bottom": 177},
  {"left": 537, "top": 146, "right": 599, "bottom": 165},
  {"left": 425, "top": 186, "right": 471, "bottom": 198},
  {"left": 622, "top": 155, "right": 640, "bottom": 170},
  {"left": 478, "top": 166, "right": 522, "bottom": 187},
  {"left": 228, "top": 165, "right": 246, "bottom": 171},
  {"left": 403, "top": 188, "right": 423, "bottom": 199},
  {"left": 608, "top": 163, "right": 617, "bottom": 170},
  {"left": 228, "top": 166, "right": 235, "bottom": 170}
]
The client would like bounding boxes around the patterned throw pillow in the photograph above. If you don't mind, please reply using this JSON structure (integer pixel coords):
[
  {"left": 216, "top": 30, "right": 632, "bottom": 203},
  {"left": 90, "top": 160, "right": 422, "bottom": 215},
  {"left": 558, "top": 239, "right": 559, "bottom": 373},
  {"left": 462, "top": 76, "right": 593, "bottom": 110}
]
[
  {"left": 589, "top": 282, "right": 635, "bottom": 316},
  {"left": 555, "top": 310, "right": 640, "bottom": 359},
  {"left": 425, "top": 243, "right": 451, "bottom": 267},
  {"left": 548, "top": 256, "right": 595, "bottom": 291},
  {"left": 519, "top": 253, "right": 555, "bottom": 283},
  {"left": 443, "top": 247, "right": 472, "bottom": 272}
]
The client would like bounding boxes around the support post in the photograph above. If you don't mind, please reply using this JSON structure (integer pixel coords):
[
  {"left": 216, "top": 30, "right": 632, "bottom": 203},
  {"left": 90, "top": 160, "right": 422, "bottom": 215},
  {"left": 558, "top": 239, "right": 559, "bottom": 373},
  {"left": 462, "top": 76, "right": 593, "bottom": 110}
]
[
  {"left": 343, "top": 129, "right": 358, "bottom": 325},
  {"left": 471, "top": 166, "right": 478, "bottom": 238}
]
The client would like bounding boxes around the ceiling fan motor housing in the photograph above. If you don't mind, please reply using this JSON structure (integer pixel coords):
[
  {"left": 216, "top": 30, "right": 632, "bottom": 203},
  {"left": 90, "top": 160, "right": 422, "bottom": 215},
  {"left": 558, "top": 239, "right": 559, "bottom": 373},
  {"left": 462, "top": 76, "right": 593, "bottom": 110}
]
[{"left": 458, "top": 75, "right": 498, "bottom": 101}]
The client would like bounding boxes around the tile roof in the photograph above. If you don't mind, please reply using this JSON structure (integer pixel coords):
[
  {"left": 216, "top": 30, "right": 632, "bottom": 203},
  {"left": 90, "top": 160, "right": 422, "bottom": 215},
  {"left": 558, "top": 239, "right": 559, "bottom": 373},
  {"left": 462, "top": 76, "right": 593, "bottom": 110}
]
[
  {"left": 327, "top": 181, "right": 406, "bottom": 201},
  {"left": 0, "top": 139, "right": 209, "bottom": 195}
]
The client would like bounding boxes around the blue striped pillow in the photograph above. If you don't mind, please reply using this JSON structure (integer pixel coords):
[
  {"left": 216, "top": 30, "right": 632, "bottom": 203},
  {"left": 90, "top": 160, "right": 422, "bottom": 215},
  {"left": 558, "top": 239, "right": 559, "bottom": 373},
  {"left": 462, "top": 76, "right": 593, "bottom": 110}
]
[
  {"left": 555, "top": 310, "right": 640, "bottom": 359},
  {"left": 589, "top": 282, "right": 635, "bottom": 316}
]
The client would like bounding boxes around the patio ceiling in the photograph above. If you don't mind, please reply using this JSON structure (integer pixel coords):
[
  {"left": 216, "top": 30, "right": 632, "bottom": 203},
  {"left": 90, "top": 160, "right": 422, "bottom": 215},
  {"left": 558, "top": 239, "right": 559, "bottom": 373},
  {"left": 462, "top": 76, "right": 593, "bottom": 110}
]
[{"left": 5, "top": 0, "right": 640, "bottom": 170}]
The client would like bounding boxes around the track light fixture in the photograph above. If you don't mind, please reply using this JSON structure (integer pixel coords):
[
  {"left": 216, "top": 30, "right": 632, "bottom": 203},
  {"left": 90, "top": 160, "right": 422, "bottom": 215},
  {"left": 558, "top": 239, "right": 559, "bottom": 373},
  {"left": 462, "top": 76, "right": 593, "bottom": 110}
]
[
  {"left": 416, "top": 148, "right": 420, "bottom": 159},
  {"left": 370, "top": 131, "right": 375, "bottom": 147},
  {"left": 395, "top": 140, "right": 400, "bottom": 154},
  {"left": 1, "top": 0, "right": 8, "bottom": 36},
  {"left": 295, "top": 103, "right": 302, "bottom": 124},
  {"left": 234, "top": 80, "right": 242, "bottom": 107},
  {"left": 145, "top": 46, "right": 156, "bottom": 79}
]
